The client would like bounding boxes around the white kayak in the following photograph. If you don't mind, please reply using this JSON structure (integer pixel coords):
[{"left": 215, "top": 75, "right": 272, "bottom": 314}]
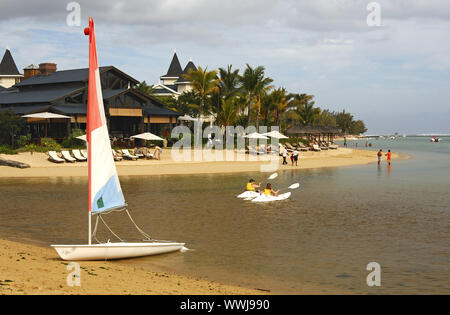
[
  {"left": 251, "top": 192, "right": 291, "bottom": 203},
  {"left": 237, "top": 191, "right": 260, "bottom": 199}
]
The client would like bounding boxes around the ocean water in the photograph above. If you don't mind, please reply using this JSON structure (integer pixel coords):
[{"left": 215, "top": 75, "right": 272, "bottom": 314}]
[{"left": 0, "top": 137, "right": 448, "bottom": 294}]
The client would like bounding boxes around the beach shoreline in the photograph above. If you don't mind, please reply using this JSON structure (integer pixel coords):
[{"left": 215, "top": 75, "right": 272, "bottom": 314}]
[
  {"left": 0, "top": 148, "right": 408, "bottom": 178},
  {"left": 0, "top": 237, "right": 264, "bottom": 295}
]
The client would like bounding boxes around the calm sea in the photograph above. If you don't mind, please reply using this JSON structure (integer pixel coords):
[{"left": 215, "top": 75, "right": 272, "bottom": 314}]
[{"left": 0, "top": 137, "right": 449, "bottom": 294}]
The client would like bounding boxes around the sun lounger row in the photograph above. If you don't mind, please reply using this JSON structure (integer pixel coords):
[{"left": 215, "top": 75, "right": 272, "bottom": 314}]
[
  {"left": 48, "top": 150, "right": 88, "bottom": 163},
  {"left": 284, "top": 141, "right": 339, "bottom": 152}
]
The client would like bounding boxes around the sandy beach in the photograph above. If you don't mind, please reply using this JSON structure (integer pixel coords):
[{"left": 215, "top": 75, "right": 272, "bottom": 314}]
[
  {"left": 0, "top": 238, "right": 263, "bottom": 295},
  {"left": 0, "top": 148, "right": 405, "bottom": 178}
]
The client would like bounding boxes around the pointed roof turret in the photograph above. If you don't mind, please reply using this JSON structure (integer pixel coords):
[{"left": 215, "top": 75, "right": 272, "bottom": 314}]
[
  {"left": 0, "top": 49, "right": 21, "bottom": 76},
  {"left": 176, "top": 60, "right": 198, "bottom": 84},
  {"left": 161, "top": 52, "right": 183, "bottom": 78}
]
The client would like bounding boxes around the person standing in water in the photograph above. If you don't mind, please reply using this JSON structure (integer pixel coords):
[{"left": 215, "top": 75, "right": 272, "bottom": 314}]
[
  {"left": 246, "top": 179, "right": 261, "bottom": 192},
  {"left": 377, "top": 149, "right": 383, "bottom": 165},
  {"left": 386, "top": 150, "right": 392, "bottom": 166},
  {"left": 344, "top": 136, "right": 347, "bottom": 148}
]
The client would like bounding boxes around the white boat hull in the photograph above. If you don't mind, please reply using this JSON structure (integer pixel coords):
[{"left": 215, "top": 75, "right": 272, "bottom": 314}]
[
  {"left": 237, "top": 191, "right": 260, "bottom": 199},
  {"left": 51, "top": 242, "right": 185, "bottom": 261},
  {"left": 251, "top": 192, "right": 291, "bottom": 203}
]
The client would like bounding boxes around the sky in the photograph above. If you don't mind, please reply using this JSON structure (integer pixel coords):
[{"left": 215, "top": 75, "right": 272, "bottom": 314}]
[{"left": 0, "top": 0, "right": 449, "bottom": 134}]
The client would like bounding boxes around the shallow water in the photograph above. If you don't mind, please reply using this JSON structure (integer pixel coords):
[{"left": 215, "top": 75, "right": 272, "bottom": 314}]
[{"left": 0, "top": 137, "right": 449, "bottom": 294}]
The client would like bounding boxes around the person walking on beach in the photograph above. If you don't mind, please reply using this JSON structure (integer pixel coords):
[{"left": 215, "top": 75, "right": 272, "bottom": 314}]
[
  {"left": 282, "top": 147, "right": 288, "bottom": 165},
  {"left": 377, "top": 149, "right": 383, "bottom": 165},
  {"left": 292, "top": 149, "right": 299, "bottom": 166},
  {"left": 386, "top": 150, "right": 392, "bottom": 166}
]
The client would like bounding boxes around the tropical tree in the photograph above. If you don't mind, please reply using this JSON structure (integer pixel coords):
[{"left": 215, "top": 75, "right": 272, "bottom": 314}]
[
  {"left": 218, "top": 65, "right": 241, "bottom": 100},
  {"left": 288, "top": 93, "right": 320, "bottom": 125},
  {"left": 0, "top": 109, "right": 25, "bottom": 146},
  {"left": 215, "top": 98, "right": 240, "bottom": 127},
  {"left": 239, "top": 64, "right": 273, "bottom": 127},
  {"left": 183, "top": 66, "right": 220, "bottom": 116},
  {"left": 335, "top": 110, "right": 354, "bottom": 134},
  {"left": 270, "top": 87, "right": 289, "bottom": 128},
  {"left": 135, "top": 81, "right": 155, "bottom": 95}
]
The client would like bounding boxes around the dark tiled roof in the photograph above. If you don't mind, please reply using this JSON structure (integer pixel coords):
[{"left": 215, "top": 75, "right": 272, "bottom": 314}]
[
  {"left": 0, "top": 87, "right": 83, "bottom": 105},
  {"left": 16, "top": 66, "right": 139, "bottom": 87},
  {"left": 0, "top": 86, "right": 6, "bottom": 91},
  {"left": 143, "top": 104, "right": 181, "bottom": 117},
  {"left": 0, "top": 49, "right": 21, "bottom": 76},
  {"left": 154, "top": 85, "right": 178, "bottom": 94},
  {"left": 176, "top": 61, "right": 197, "bottom": 83},
  {"left": 102, "top": 88, "right": 128, "bottom": 99},
  {"left": 53, "top": 104, "right": 86, "bottom": 115},
  {"left": 16, "top": 67, "right": 102, "bottom": 87},
  {"left": 162, "top": 53, "right": 183, "bottom": 78},
  {"left": 0, "top": 105, "right": 52, "bottom": 115}
]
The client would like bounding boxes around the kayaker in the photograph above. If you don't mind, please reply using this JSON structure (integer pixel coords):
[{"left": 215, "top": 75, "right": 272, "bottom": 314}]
[
  {"left": 263, "top": 183, "right": 279, "bottom": 197},
  {"left": 246, "top": 179, "right": 261, "bottom": 192}
]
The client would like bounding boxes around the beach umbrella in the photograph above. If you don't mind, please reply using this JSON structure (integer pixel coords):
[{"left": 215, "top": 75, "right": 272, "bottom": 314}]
[
  {"left": 22, "top": 112, "right": 71, "bottom": 138},
  {"left": 244, "top": 132, "right": 269, "bottom": 140},
  {"left": 131, "top": 132, "right": 164, "bottom": 141},
  {"left": 263, "top": 130, "right": 289, "bottom": 139},
  {"left": 76, "top": 134, "right": 87, "bottom": 142},
  {"left": 178, "top": 115, "right": 197, "bottom": 122}
]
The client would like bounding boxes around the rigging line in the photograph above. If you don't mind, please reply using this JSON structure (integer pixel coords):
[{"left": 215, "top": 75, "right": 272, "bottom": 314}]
[
  {"left": 125, "top": 209, "right": 154, "bottom": 241},
  {"left": 99, "top": 214, "right": 125, "bottom": 242},
  {"left": 92, "top": 215, "right": 102, "bottom": 244}
]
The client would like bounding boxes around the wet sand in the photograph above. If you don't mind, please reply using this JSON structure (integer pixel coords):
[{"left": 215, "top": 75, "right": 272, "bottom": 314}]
[
  {"left": 0, "top": 238, "right": 262, "bottom": 295},
  {"left": 0, "top": 148, "right": 405, "bottom": 178}
]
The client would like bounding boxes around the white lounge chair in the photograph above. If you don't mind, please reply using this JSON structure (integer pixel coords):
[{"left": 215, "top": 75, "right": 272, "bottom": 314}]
[
  {"left": 72, "top": 150, "right": 87, "bottom": 161},
  {"left": 48, "top": 151, "right": 64, "bottom": 163},
  {"left": 121, "top": 149, "right": 138, "bottom": 160},
  {"left": 81, "top": 150, "right": 88, "bottom": 159},
  {"left": 312, "top": 144, "right": 322, "bottom": 152},
  {"left": 61, "top": 151, "right": 76, "bottom": 163},
  {"left": 112, "top": 149, "right": 123, "bottom": 161}
]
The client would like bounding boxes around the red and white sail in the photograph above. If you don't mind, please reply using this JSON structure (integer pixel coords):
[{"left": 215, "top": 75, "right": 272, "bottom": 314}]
[{"left": 86, "top": 17, "right": 125, "bottom": 214}]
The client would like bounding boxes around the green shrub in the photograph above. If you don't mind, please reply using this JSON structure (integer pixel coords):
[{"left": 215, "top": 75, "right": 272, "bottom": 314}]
[
  {"left": 41, "top": 138, "right": 62, "bottom": 152},
  {"left": 0, "top": 145, "right": 18, "bottom": 155},
  {"left": 61, "top": 129, "right": 86, "bottom": 148}
]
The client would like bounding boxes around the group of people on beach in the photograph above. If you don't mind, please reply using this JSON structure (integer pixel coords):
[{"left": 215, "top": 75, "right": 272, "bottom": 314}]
[
  {"left": 282, "top": 147, "right": 299, "bottom": 166},
  {"left": 377, "top": 149, "right": 392, "bottom": 165},
  {"left": 245, "top": 179, "right": 279, "bottom": 196}
]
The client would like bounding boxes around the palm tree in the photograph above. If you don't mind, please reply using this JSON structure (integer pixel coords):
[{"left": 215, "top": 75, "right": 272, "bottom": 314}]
[
  {"left": 218, "top": 65, "right": 241, "bottom": 100},
  {"left": 135, "top": 81, "right": 155, "bottom": 95},
  {"left": 287, "top": 93, "right": 319, "bottom": 125},
  {"left": 183, "top": 66, "right": 220, "bottom": 117},
  {"left": 270, "top": 87, "right": 289, "bottom": 129},
  {"left": 239, "top": 64, "right": 273, "bottom": 127},
  {"left": 216, "top": 98, "right": 240, "bottom": 127}
]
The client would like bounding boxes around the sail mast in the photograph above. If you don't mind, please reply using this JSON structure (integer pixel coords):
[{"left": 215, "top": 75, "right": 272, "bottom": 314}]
[{"left": 84, "top": 17, "right": 126, "bottom": 246}]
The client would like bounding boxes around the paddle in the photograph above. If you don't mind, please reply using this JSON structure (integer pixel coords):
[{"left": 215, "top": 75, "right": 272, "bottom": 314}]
[
  {"left": 277, "top": 183, "right": 300, "bottom": 192},
  {"left": 268, "top": 172, "right": 278, "bottom": 180}
]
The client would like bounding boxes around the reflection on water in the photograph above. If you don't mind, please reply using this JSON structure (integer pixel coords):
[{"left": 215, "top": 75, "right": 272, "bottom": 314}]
[{"left": 0, "top": 138, "right": 449, "bottom": 294}]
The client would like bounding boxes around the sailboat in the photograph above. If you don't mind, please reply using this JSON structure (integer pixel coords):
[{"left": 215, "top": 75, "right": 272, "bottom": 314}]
[{"left": 51, "top": 17, "right": 185, "bottom": 261}]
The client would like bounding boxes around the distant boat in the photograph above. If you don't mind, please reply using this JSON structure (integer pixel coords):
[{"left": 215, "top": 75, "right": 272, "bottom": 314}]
[
  {"left": 51, "top": 17, "right": 185, "bottom": 261},
  {"left": 430, "top": 136, "right": 441, "bottom": 143},
  {"left": 389, "top": 136, "right": 396, "bottom": 140}
]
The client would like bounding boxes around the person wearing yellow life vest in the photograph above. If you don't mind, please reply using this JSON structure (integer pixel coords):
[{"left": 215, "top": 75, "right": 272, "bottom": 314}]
[
  {"left": 246, "top": 179, "right": 261, "bottom": 192},
  {"left": 262, "top": 183, "right": 279, "bottom": 197}
]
